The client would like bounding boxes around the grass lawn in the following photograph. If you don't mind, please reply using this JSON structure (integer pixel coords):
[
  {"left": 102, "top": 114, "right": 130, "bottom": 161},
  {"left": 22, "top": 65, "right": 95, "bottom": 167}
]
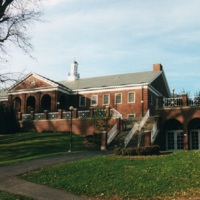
[
  {"left": 0, "top": 191, "right": 33, "bottom": 200},
  {"left": 22, "top": 151, "right": 200, "bottom": 200},
  {"left": 0, "top": 132, "right": 96, "bottom": 166}
]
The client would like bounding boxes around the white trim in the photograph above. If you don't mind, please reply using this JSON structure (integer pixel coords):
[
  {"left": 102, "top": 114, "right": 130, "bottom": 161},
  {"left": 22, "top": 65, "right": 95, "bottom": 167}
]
[
  {"left": 8, "top": 86, "right": 71, "bottom": 95},
  {"left": 127, "top": 92, "right": 135, "bottom": 103},
  {"left": 77, "top": 85, "right": 148, "bottom": 94},
  {"left": 127, "top": 113, "right": 135, "bottom": 119}
]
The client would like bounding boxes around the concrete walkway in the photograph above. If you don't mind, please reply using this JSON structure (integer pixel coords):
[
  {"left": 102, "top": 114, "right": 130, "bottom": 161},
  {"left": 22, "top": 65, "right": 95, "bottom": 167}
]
[{"left": 0, "top": 151, "right": 105, "bottom": 200}]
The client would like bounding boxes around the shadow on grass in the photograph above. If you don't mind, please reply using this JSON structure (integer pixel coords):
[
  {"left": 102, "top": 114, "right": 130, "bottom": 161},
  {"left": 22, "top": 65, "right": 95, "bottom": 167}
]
[{"left": 0, "top": 132, "right": 98, "bottom": 165}]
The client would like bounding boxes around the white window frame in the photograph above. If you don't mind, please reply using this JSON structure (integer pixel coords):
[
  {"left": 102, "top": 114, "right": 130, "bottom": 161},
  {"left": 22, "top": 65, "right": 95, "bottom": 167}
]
[
  {"left": 103, "top": 94, "right": 110, "bottom": 105},
  {"left": 91, "top": 95, "right": 98, "bottom": 106},
  {"left": 128, "top": 92, "right": 135, "bottom": 103},
  {"left": 115, "top": 93, "right": 122, "bottom": 104},
  {"left": 127, "top": 114, "right": 135, "bottom": 119},
  {"left": 79, "top": 96, "right": 86, "bottom": 107}
]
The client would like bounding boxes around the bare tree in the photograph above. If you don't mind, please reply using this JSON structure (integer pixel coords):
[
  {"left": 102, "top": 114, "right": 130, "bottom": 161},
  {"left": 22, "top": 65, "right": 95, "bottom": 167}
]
[
  {"left": 0, "top": 0, "right": 43, "bottom": 88},
  {"left": 0, "top": 0, "right": 43, "bottom": 58}
]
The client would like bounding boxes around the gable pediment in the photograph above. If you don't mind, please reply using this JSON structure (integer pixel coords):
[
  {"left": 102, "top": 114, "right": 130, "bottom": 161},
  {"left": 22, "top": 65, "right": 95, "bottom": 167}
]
[{"left": 9, "top": 72, "right": 58, "bottom": 92}]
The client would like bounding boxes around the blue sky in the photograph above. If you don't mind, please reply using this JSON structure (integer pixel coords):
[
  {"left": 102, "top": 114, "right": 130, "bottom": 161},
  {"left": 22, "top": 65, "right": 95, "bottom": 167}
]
[{"left": 3, "top": 0, "right": 200, "bottom": 95}]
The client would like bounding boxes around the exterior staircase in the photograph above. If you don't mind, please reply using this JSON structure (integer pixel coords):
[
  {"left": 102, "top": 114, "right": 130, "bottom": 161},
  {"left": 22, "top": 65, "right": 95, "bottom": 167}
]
[{"left": 107, "top": 111, "right": 159, "bottom": 148}]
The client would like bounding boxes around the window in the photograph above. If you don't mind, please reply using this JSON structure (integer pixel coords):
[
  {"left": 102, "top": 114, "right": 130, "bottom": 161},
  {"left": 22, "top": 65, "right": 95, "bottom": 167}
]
[
  {"left": 91, "top": 95, "right": 98, "bottom": 106},
  {"left": 115, "top": 93, "right": 122, "bottom": 104},
  {"left": 128, "top": 114, "right": 135, "bottom": 119},
  {"left": 128, "top": 92, "right": 135, "bottom": 103},
  {"left": 103, "top": 94, "right": 110, "bottom": 105},
  {"left": 79, "top": 96, "right": 86, "bottom": 107}
]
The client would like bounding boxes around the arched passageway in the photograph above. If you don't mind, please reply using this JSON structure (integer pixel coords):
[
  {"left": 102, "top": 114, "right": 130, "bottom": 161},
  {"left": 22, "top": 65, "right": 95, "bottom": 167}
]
[
  {"left": 188, "top": 118, "right": 200, "bottom": 150},
  {"left": 41, "top": 94, "right": 51, "bottom": 111},
  {"left": 26, "top": 96, "right": 36, "bottom": 113},
  {"left": 164, "top": 119, "right": 184, "bottom": 150},
  {"left": 13, "top": 97, "right": 21, "bottom": 112}
]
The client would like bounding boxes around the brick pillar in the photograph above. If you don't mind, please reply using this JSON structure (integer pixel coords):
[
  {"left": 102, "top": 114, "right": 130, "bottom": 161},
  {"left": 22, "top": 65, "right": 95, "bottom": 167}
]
[
  {"left": 58, "top": 109, "right": 62, "bottom": 119},
  {"left": 106, "top": 106, "right": 110, "bottom": 117},
  {"left": 73, "top": 108, "right": 77, "bottom": 118},
  {"left": 90, "top": 107, "right": 94, "bottom": 117},
  {"left": 157, "top": 96, "right": 163, "bottom": 108},
  {"left": 144, "top": 130, "right": 151, "bottom": 146},
  {"left": 18, "top": 112, "right": 22, "bottom": 121},
  {"left": 30, "top": 111, "right": 34, "bottom": 120},
  {"left": 101, "top": 131, "right": 107, "bottom": 151},
  {"left": 182, "top": 94, "right": 188, "bottom": 106},
  {"left": 44, "top": 110, "right": 48, "bottom": 120}
]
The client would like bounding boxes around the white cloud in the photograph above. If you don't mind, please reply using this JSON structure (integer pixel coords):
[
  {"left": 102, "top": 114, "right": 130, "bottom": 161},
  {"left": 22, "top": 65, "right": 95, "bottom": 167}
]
[{"left": 3, "top": 0, "right": 200, "bottom": 94}]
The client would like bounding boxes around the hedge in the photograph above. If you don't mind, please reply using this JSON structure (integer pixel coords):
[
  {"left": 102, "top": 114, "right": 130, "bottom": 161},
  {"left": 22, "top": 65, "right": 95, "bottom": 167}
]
[{"left": 113, "top": 145, "right": 160, "bottom": 156}]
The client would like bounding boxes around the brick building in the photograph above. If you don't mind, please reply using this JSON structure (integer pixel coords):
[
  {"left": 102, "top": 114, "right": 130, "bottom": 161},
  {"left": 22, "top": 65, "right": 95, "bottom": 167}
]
[{"left": 4, "top": 61, "right": 170, "bottom": 118}]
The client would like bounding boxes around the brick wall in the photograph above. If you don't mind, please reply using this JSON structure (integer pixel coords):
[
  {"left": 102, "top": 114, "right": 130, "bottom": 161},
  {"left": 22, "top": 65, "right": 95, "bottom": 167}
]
[{"left": 19, "top": 118, "right": 119, "bottom": 135}]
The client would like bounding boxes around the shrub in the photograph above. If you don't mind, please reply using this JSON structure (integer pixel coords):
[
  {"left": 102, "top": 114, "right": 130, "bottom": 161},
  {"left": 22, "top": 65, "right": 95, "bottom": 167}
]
[
  {"left": 113, "top": 147, "right": 122, "bottom": 155},
  {"left": 113, "top": 145, "right": 160, "bottom": 156}
]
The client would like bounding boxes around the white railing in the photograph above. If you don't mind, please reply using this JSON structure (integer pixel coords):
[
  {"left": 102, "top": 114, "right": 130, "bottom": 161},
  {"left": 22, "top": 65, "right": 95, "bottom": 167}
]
[
  {"left": 124, "top": 109, "right": 149, "bottom": 147},
  {"left": 110, "top": 108, "right": 122, "bottom": 119},
  {"left": 48, "top": 112, "right": 58, "bottom": 119},
  {"left": 138, "top": 109, "right": 149, "bottom": 131},
  {"left": 164, "top": 97, "right": 182, "bottom": 107},
  {"left": 124, "top": 123, "right": 139, "bottom": 147},
  {"left": 107, "top": 123, "right": 119, "bottom": 145},
  {"left": 188, "top": 96, "right": 200, "bottom": 106},
  {"left": 78, "top": 110, "right": 90, "bottom": 118},
  {"left": 22, "top": 114, "right": 31, "bottom": 121},
  {"left": 151, "top": 122, "right": 159, "bottom": 144},
  {"left": 34, "top": 113, "right": 44, "bottom": 120}
]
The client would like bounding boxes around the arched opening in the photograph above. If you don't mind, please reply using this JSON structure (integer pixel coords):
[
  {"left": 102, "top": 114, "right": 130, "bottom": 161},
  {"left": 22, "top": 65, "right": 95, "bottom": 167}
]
[
  {"left": 26, "top": 96, "right": 36, "bottom": 113},
  {"left": 188, "top": 118, "right": 200, "bottom": 150},
  {"left": 41, "top": 94, "right": 51, "bottom": 111},
  {"left": 59, "top": 95, "right": 66, "bottom": 110},
  {"left": 13, "top": 97, "right": 21, "bottom": 112},
  {"left": 164, "top": 119, "right": 183, "bottom": 150}
]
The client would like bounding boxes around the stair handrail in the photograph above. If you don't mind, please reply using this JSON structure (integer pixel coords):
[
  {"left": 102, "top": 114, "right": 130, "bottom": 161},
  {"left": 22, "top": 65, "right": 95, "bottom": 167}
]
[
  {"left": 138, "top": 109, "right": 150, "bottom": 131},
  {"left": 110, "top": 108, "right": 122, "bottom": 119},
  {"left": 107, "top": 123, "right": 119, "bottom": 145},
  {"left": 124, "top": 109, "right": 150, "bottom": 147},
  {"left": 151, "top": 121, "right": 159, "bottom": 144},
  {"left": 124, "top": 123, "right": 139, "bottom": 147}
]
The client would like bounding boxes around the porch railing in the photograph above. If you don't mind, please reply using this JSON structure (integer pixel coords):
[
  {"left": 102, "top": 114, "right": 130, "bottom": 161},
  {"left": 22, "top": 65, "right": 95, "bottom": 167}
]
[
  {"left": 78, "top": 110, "right": 90, "bottom": 118},
  {"left": 110, "top": 108, "right": 122, "bottom": 119},
  {"left": 22, "top": 114, "right": 31, "bottom": 121},
  {"left": 124, "top": 123, "right": 139, "bottom": 147},
  {"left": 124, "top": 109, "right": 149, "bottom": 147},
  {"left": 107, "top": 123, "right": 119, "bottom": 145},
  {"left": 164, "top": 97, "right": 182, "bottom": 107},
  {"left": 48, "top": 112, "right": 58, "bottom": 120},
  {"left": 163, "top": 95, "right": 200, "bottom": 108},
  {"left": 138, "top": 109, "right": 149, "bottom": 131},
  {"left": 188, "top": 96, "right": 200, "bottom": 106},
  {"left": 151, "top": 122, "right": 159, "bottom": 144}
]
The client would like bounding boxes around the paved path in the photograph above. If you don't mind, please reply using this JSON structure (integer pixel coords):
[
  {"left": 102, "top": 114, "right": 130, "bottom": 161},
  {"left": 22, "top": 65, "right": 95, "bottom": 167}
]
[{"left": 0, "top": 151, "right": 105, "bottom": 200}]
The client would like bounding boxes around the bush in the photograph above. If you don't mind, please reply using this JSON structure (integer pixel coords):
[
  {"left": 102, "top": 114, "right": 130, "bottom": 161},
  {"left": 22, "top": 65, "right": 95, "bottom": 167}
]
[
  {"left": 113, "top": 147, "right": 122, "bottom": 155},
  {"left": 113, "top": 145, "right": 160, "bottom": 156}
]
